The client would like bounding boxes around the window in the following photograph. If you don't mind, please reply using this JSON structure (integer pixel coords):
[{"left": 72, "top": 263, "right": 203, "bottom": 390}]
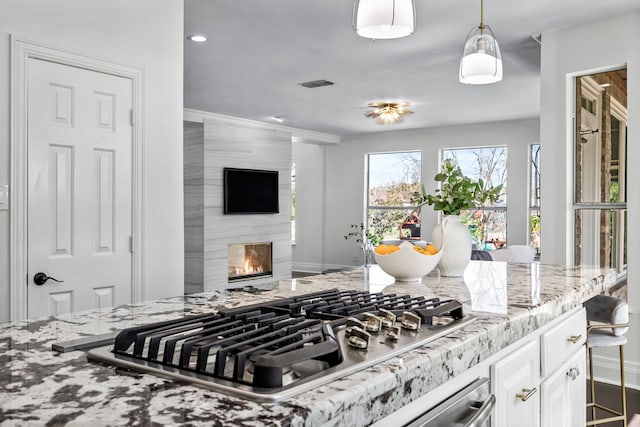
[
  {"left": 441, "top": 147, "right": 507, "bottom": 251},
  {"left": 291, "top": 161, "right": 296, "bottom": 243},
  {"left": 366, "top": 151, "right": 421, "bottom": 244},
  {"left": 574, "top": 70, "right": 627, "bottom": 272},
  {"left": 530, "top": 144, "right": 541, "bottom": 255}
]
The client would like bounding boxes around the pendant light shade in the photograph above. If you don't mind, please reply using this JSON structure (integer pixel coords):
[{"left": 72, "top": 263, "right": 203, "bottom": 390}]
[
  {"left": 459, "top": 0, "right": 503, "bottom": 84},
  {"left": 353, "top": 0, "right": 416, "bottom": 40}
]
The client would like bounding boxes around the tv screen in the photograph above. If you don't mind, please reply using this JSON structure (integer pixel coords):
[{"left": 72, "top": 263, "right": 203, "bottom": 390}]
[{"left": 223, "top": 168, "right": 279, "bottom": 214}]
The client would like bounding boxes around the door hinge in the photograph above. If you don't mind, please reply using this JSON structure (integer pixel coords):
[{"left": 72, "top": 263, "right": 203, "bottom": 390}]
[
  {"left": 129, "top": 236, "right": 134, "bottom": 253},
  {"left": 129, "top": 109, "right": 134, "bottom": 126}
]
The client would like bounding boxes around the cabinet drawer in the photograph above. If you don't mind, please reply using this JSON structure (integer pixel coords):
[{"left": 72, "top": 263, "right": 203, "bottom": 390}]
[{"left": 540, "top": 308, "right": 586, "bottom": 378}]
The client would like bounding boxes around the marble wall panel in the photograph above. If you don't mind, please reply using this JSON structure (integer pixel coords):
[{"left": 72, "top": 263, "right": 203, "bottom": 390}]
[
  {"left": 200, "top": 117, "right": 292, "bottom": 291},
  {"left": 183, "top": 121, "right": 204, "bottom": 293}
]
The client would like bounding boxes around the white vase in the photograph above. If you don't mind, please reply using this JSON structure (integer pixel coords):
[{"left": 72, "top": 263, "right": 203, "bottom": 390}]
[{"left": 431, "top": 215, "right": 472, "bottom": 277}]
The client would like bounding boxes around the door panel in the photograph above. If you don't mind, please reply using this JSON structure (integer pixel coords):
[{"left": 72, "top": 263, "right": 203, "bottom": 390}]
[
  {"left": 49, "top": 145, "right": 74, "bottom": 256},
  {"left": 27, "top": 58, "right": 133, "bottom": 318}
]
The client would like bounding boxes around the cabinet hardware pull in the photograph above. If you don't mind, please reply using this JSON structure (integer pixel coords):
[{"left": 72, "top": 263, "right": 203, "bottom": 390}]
[
  {"left": 567, "top": 367, "right": 580, "bottom": 381},
  {"left": 567, "top": 335, "right": 582, "bottom": 343},
  {"left": 515, "top": 387, "right": 537, "bottom": 402}
]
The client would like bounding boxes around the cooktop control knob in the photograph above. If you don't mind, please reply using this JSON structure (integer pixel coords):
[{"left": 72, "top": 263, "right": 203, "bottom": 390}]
[
  {"left": 386, "top": 325, "right": 401, "bottom": 341},
  {"left": 346, "top": 317, "right": 365, "bottom": 330},
  {"left": 400, "top": 312, "right": 422, "bottom": 330},
  {"left": 362, "top": 313, "right": 383, "bottom": 333},
  {"left": 345, "top": 325, "right": 371, "bottom": 349},
  {"left": 377, "top": 308, "right": 397, "bottom": 329}
]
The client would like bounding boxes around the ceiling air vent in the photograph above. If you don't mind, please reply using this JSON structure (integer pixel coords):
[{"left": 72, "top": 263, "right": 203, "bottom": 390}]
[{"left": 298, "top": 79, "right": 334, "bottom": 88}]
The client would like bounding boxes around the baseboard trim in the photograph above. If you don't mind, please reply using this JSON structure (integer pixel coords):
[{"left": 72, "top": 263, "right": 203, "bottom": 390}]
[
  {"left": 592, "top": 353, "right": 640, "bottom": 391},
  {"left": 291, "top": 262, "right": 356, "bottom": 274},
  {"left": 291, "top": 262, "right": 323, "bottom": 274},
  {"left": 321, "top": 263, "right": 355, "bottom": 272}
]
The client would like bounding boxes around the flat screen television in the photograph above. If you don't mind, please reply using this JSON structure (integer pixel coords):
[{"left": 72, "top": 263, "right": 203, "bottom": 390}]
[{"left": 223, "top": 167, "right": 279, "bottom": 214}]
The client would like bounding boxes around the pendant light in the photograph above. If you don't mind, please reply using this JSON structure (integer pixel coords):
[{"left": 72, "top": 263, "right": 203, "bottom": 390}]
[
  {"left": 459, "top": 0, "right": 503, "bottom": 84},
  {"left": 353, "top": 0, "right": 416, "bottom": 40}
]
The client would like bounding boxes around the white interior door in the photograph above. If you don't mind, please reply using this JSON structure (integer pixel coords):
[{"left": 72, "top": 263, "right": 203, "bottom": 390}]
[{"left": 27, "top": 58, "right": 133, "bottom": 318}]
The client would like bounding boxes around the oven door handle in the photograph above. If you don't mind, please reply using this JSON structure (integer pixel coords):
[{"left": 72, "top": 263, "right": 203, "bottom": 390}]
[{"left": 465, "top": 394, "right": 496, "bottom": 427}]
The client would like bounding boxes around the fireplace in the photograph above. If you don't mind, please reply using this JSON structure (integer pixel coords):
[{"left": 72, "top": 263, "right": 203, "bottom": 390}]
[{"left": 228, "top": 242, "right": 273, "bottom": 283}]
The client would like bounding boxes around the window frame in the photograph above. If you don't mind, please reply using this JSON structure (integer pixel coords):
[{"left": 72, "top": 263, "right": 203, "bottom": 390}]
[
  {"left": 440, "top": 146, "right": 508, "bottom": 251},
  {"left": 365, "top": 150, "right": 422, "bottom": 243},
  {"left": 572, "top": 71, "right": 627, "bottom": 272}
]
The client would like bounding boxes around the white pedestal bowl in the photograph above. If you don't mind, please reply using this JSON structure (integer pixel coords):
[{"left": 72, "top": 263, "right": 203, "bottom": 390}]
[{"left": 373, "top": 241, "right": 442, "bottom": 282}]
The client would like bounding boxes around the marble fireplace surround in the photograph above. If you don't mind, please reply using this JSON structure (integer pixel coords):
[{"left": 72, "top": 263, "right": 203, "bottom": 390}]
[{"left": 184, "top": 116, "right": 292, "bottom": 293}]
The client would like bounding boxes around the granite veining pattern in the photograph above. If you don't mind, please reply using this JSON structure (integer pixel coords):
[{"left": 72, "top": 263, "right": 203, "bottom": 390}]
[{"left": 0, "top": 262, "right": 617, "bottom": 426}]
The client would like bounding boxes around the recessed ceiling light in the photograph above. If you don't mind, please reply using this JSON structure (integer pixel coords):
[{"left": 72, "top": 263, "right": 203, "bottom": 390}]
[{"left": 187, "top": 35, "right": 208, "bottom": 43}]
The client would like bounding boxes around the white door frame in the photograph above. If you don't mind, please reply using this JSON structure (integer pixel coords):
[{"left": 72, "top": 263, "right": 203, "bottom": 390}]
[{"left": 10, "top": 35, "right": 144, "bottom": 321}]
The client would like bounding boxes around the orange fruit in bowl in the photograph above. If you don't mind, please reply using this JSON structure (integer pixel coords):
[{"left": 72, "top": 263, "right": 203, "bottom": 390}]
[
  {"left": 412, "top": 246, "right": 425, "bottom": 254},
  {"left": 375, "top": 244, "right": 391, "bottom": 255},
  {"left": 424, "top": 244, "right": 438, "bottom": 255},
  {"left": 388, "top": 245, "right": 400, "bottom": 253}
]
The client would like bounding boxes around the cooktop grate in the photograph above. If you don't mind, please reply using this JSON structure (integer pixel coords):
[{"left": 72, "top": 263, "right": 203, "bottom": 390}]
[{"left": 88, "top": 288, "right": 476, "bottom": 402}]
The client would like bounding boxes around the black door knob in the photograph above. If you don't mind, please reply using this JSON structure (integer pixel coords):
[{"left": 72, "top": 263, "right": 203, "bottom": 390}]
[{"left": 33, "top": 272, "right": 64, "bottom": 286}]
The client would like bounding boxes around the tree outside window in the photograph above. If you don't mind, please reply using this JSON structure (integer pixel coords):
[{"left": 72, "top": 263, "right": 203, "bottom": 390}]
[
  {"left": 441, "top": 147, "right": 508, "bottom": 251},
  {"left": 367, "top": 152, "right": 421, "bottom": 243}
]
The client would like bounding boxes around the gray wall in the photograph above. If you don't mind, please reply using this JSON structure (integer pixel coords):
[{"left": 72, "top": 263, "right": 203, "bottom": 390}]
[
  {"left": 184, "top": 122, "right": 205, "bottom": 293},
  {"left": 0, "top": 0, "right": 184, "bottom": 322},
  {"left": 291, "top": 142, "right": 326, "bottom": 273}
]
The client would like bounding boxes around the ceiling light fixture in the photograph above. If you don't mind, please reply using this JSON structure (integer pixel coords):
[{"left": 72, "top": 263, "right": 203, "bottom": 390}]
[
  {"left": 352, "top": 0, "right": 416, "bottom": 40},
  {"left": 272, "top": 116, "right": 285, "bottom": 123},
  {"left": 365, "top": 102, "right": 413, "bottom": 125},
  {"left": 187, "top": 35, "right": 208, "bottom": 43},
  {"left": 459, "top": 0, "right": 503, "bottom": 85}
]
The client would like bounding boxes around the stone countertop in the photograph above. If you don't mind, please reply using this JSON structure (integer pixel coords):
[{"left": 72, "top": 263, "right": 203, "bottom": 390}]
[{"left": 0, "top": 262, "right": 617, "bottom": 426}]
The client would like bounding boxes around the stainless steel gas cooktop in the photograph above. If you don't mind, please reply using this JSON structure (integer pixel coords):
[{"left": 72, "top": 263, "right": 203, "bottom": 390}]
[{"left": 88, "top": 288, "right": 476, "bottom": 402}]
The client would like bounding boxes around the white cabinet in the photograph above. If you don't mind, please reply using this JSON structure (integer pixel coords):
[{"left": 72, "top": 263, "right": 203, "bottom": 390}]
[
  {"left": 491, "top": 308, "right": 587, "bottom": 427},
  {"left": 540, "top": 346, "right": 586, "bottom": 427},
  {"left": 540, "top": 309, "right": 586, "bottom": 378},
  {"left": 492, "top": 339, "right": 540, "bottom": 427}
]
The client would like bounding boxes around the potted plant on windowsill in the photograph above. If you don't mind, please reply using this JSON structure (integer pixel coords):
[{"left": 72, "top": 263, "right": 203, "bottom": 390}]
[{"left": 412, "top": 160, "right": 502, "bottom": 276}]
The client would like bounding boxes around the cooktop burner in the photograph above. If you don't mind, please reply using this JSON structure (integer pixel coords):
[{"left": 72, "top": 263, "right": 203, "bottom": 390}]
[{"left": 87, "top": 288, "right": 476, "bottom": 402}]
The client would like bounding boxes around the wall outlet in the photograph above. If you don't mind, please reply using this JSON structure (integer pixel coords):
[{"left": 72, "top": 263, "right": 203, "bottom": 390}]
[{"left": 0, "top": 185, "right": 8, "bottom": 210}]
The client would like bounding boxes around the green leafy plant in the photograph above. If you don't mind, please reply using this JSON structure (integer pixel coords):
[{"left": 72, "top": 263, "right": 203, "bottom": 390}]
[
  {"left": 413, "top": 160, "right": 503, "bottom": 216},
  {"left": 344, "top": 218, "right": 394, "bottom": 264},
  {"left": 344, "top": 223, "right": 373, "bottom": 265},
  {"left": 344, "top": 220, "right": 389, "bottom": 248}
]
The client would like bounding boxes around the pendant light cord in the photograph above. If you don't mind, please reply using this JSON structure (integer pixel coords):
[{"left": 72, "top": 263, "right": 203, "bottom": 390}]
[
  {"left": 479, "top": 0, "right": 485, "bottom": 30},
  {"left": 391, "top": 0, "right": 396, "bottom": 25}
]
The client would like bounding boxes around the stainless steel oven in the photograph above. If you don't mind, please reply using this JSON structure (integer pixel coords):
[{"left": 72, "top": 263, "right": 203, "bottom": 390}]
[{"left": 405, "top": 377, "right": 495, "bottom": 427}]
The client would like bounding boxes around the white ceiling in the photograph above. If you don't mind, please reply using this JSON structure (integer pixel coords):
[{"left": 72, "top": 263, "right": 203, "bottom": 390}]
[{"left": 184, "top": 0, "right": 639, "bottom": 137}]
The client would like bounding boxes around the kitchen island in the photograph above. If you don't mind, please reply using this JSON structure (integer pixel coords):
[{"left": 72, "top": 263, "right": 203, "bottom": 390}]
[{"left": 0, "top": 262, "right": 617, "bottom": 426}]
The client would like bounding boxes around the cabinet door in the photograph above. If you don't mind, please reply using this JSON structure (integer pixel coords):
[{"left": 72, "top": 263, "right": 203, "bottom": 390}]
[
  {"left": 540, "top": 346, "right": 586, "bottom": 427},
  {"left": 492, "top": 339, "right": 540, "bottom": 427}
]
